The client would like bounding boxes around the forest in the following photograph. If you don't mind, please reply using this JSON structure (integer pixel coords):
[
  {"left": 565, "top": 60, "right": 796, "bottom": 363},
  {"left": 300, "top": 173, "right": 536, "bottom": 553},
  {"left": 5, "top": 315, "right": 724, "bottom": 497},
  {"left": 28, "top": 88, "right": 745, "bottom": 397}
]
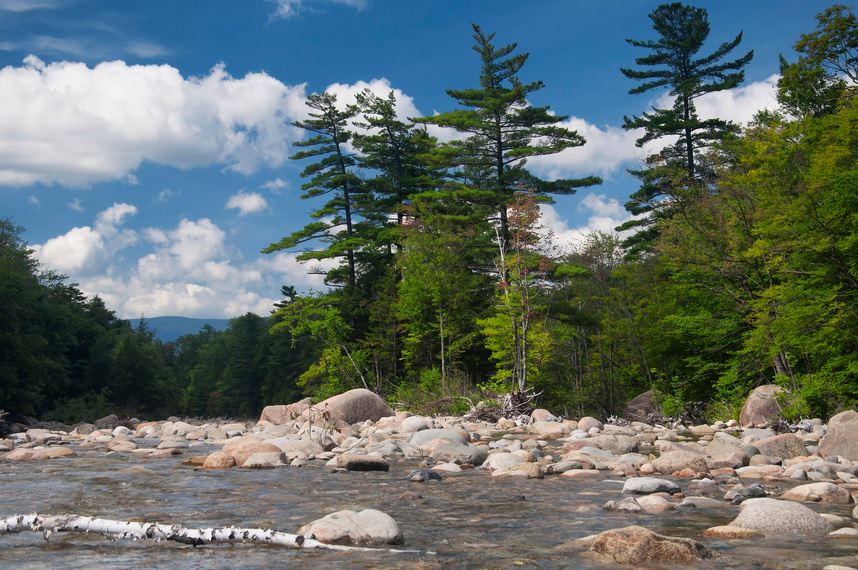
[{"left": 1, "top": 3, "right": 856, "bottom": 424}]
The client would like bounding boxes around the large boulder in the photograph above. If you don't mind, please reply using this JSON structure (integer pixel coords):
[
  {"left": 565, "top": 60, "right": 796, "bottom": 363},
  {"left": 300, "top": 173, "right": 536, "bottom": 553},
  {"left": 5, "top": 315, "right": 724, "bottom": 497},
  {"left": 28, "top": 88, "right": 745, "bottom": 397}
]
[
  {"left": 729, "top": 498, "right": 834, "bottom": 534},
  {"left": 753, "top": 433, "right": 808, "bottom": 460},
  {"left": 259, "top": 397, "right": 314, "bottom": 425},
  {"left": 586, "top": 526, "right": 717, "bottom": 564},
  {"left": 623, "top": 390, "right": 661, "bottom": 422},
  {"left": 298, "top": 509, "right": 403, "bottom": 545},
  {"left": 739, "top": 385, "right": 787, "bottom": 426},
  {"left": 308, "top": 389, "right": 394, "bottom": 425},
  {"left": 819, "top": 410, "right": 858, "bottom": 460}
]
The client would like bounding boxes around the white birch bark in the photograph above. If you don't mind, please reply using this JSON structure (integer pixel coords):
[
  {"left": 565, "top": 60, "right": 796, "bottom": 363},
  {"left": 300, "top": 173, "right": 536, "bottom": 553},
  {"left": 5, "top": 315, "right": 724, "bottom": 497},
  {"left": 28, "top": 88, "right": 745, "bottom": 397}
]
[{"left": 0, "top": 514, "right": 382, "bottom": 551}]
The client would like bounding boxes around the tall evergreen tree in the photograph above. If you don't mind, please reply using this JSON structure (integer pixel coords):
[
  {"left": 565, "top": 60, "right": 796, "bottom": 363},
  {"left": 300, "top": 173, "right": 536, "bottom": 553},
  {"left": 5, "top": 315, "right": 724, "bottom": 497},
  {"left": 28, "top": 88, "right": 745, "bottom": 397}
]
[
  {"left": 413, "top": 24, "right": 601, "bottom": 242},
  {"left": 263, "top": 92, "right": 365, "bottom": 288},
  {"left": 618, "top": 2, "right": 753, "bottom": 254}
]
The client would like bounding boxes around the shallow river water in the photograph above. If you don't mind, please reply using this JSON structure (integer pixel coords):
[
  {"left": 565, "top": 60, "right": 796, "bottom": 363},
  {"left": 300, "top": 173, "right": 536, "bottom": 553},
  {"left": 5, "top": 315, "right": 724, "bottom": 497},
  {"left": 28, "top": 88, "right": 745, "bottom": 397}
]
[{"left": 2, "top": 442, "right": 858, "bottom": 569}]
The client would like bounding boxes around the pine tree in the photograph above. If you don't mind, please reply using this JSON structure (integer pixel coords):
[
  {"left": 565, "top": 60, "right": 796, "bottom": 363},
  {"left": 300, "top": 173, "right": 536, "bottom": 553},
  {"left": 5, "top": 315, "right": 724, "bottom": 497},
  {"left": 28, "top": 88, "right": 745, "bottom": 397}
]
[
  {"left": 413, "top": 24, "right": 601, "bottom": 242},
  {"left": 263, "top": 92, "right": 365, "bottom": 288},
  {"left": 618, "top": 3, "right": 753, "bottom": 254}
]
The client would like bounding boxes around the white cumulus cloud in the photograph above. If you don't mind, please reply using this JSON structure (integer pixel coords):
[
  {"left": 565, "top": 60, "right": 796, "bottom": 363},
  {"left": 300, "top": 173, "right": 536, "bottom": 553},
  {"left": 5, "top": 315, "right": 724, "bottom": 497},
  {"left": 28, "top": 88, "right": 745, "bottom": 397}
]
[
  {"left": 226, "top": 190, "right": 269, "bottom": 216},
  {"left": 0, "top": 57, "right": 307, "bottom": 187},
  {"left": 33, "top": 202, "right": 138, "bottom": 275}
]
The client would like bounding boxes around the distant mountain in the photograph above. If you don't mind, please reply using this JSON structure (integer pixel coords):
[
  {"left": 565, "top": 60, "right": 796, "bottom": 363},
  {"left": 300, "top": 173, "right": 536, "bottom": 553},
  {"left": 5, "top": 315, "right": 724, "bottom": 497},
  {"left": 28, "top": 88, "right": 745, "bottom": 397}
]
[{"left": 136, "top": 316, "right": 232, "bottom": 343}]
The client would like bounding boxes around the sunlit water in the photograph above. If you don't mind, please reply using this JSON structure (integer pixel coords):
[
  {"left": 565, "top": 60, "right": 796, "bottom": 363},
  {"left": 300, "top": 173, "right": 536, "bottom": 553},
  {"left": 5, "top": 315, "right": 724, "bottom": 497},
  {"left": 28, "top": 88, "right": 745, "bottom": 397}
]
[{"left": 2, "top": 442, "right": 857, "bottom": 569}]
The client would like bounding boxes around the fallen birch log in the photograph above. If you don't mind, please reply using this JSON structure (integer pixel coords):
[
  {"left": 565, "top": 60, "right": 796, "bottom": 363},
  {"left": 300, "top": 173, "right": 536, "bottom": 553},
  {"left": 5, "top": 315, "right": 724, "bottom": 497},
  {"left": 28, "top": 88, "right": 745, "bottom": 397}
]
[{"left": 0, "top": 514, "right": 385, "bottom": 551}]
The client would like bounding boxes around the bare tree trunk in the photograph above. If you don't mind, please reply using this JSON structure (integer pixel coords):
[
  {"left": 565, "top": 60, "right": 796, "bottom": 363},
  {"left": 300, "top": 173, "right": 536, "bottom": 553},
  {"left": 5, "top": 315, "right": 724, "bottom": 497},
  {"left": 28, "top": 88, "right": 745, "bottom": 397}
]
[{"left": 0, "top": 514, "right": 406, "bottom": 552}]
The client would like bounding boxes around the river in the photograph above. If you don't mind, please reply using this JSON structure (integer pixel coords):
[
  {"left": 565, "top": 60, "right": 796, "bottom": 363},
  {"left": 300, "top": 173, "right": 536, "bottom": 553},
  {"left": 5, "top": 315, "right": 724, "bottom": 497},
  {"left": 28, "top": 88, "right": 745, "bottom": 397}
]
[{"left": 1, "top": 441, "right": 857, "bottom": 569}]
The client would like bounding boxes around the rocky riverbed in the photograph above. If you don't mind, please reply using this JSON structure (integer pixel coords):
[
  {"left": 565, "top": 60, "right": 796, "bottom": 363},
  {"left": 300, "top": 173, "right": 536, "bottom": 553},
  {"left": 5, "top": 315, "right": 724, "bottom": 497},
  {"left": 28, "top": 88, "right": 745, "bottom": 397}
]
[{"left": 3, "top": 389, "right": 858, "bottom": 568}]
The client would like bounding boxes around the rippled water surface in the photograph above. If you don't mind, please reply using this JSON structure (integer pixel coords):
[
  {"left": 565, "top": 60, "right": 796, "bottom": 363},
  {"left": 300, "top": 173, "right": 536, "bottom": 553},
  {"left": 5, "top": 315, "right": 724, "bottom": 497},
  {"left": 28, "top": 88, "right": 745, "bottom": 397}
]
[{"left": 2, "top": 444, "right": 858, "bottom": 569}]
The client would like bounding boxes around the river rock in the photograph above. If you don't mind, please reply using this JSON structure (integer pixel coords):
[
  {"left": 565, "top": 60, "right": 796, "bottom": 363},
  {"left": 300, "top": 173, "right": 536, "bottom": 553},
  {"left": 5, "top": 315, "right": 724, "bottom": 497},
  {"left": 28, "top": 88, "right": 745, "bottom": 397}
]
[
  {"left": 400, "top": 416, "right": 429, "bottom": 433},
  {"left": 480, "top": 452, "right": 524, "bottom": 471},
  {"left": 729, "top": 498, "right": 834, "bottom": 534},
  {"left": 702, "top": 526, "right": 765, "bottom": 539},
  {"left": 94, "top": 414, "right": 119, "bottom": 429},
  {"left": 260, "top": 397, "right": 313, "bottom": 425},
  {"left": 531, "top": 408, "right": 560, "bottom": 423},
  {"left": 202, "top": 451, "right": 236, "bottom": 469},
  {"left": 409, "top": 428, "right": 468, "bottom": 447},
  {"left": 223, "top": 440, "right": 282, "bottom": 466},
  {"left": 779, "top": 482, "right": 853, "bottom": 504},
  {"left": 603, "top": 497, "right": 644, "bottom": 513},
  {"left": 42, "top": 446, "right": 76, "bottom": 458},
  {"left": 562, "top": 435, "right": 637, "bottom": 455},
  {"left": 586, "top": 525, "right": 717, "bottom": 564},
  {"left": 577, "top": 416, "right": 603, "bottom": 432},
  {"left": 336, "top": 453, "right": 389, "bottom": 472},
  {"left": 308, "top": 389, "right": 394, "bottom": 425},
  {"left": 753, "top": 433, "right": 808, "bottom": 460},
  {"left": 266, "top": 436, "right": 326, "bottom": 457},
  {"left": 527, "top": 421, "right": 568, "bottom": 437},
  {"left": 651, "top": 450, "right": 708, "bottom": 474},
  {"left": 298, "top": 509, "right": 403, "bottom": 545},
  {"left": 431, "top": 442, "right": 488, "bottom": 465},
  {"left": 405, "top": 469, "right": 442, "bottom": 482},
  {"left": 242, "top": 451, "right": 288, "bottom": 469},
  {"left": 106, "top": 440, "right": 137, "bottom": 452},
  {"left": 622, "top": 477, "right": 681, "bottom": 495},
  {"left": 819, "top": 410, "right": 858, "bottom": 460},
  {"left": 739, "top": 385, "right": 786, "bottom": 426},
  {"left": 623, "top": 390, "right": 660, "bottom": 422},
  {"left": 636, "top": 494, "right": 675, "bottom": 513},
  {"left": 4, "top": 449, "right": 48, "bottom": 461}
]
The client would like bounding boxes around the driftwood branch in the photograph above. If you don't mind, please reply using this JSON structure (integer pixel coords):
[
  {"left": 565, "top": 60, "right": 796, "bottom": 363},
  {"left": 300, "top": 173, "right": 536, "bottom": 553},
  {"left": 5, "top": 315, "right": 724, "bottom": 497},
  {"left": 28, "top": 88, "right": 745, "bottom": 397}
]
[{"left": 0, "top": 514, "right": 381, "bottom": 551}]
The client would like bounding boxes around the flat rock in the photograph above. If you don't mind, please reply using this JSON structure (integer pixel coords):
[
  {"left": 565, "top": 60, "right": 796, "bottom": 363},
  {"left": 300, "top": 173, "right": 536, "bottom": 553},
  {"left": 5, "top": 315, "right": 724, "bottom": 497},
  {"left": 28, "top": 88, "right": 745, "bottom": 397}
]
[
  {"left": 729, "top": 498, "right": 834, "bottom": 534},
  {"left": 622, "top": 477, "right": 681, "bottom": 495},
  {"left": 336, "top": 453, "right": 389, "bottom": 472},
  {"left": 702, "top": 526, "right": 765, "bottom": 539},
  {"left": 4, "top": 449, "right": 48, "bottom": 461},
  {"left": 298, "top": 509, "right": 403, "bottom": 545},
  {"left": 779, "top": 482, "right": 853, "bottom": 504},
  {"left": 587, "top": 525, "right": 717, "bottom": 564},
  {"left": 409, "top": 428, "right": 468, "bottom": 447}
]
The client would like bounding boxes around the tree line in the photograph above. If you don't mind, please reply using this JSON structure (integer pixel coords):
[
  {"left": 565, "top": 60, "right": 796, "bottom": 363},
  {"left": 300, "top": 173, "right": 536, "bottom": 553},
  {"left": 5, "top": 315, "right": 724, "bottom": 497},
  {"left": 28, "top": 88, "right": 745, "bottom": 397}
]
[{"left": 2, "top": 4, "right": 856, "bottom": 423}]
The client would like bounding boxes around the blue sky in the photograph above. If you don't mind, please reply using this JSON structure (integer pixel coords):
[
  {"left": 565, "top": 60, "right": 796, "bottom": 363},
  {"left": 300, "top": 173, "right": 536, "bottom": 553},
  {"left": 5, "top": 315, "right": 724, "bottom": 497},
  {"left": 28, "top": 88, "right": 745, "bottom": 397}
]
[{"left": 1, "top": 0, "right": 833, "bottom": 318}]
